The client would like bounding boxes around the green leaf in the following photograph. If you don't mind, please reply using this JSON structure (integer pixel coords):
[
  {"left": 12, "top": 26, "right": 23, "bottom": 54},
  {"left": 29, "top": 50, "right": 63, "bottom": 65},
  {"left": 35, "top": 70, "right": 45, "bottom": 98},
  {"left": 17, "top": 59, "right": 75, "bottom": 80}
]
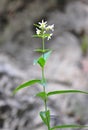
[
  {"left": 33, "top": 59, "right": 38, "bottom": 65},
  {"left": 43, "top": 33, "right": 50, "bottom": 38},
  {"left": 40, "top": 111, "right": 47, "bottom": 125},
  {"left": 38, "top": 57, "right": 45, "bottom": 68},
  {"left": 43, "top": 51, "right": 52, "bottom": 61},
  {"left": 33, "top": 34, "right": 43, "bottom": 38},
  {"left": 36, "top": 92, "right": 47, "bottom": 100},
  {"left": 34, "top": 49, "right": 51, "bottom": 53},
  {"left": 34, "top": 24, "right": 40, "bottom": 28},
  {"left": 46, "top": 110, "right": 50, "bottom": 127},
  {"left": 47, "top": 90, "right": 88, "bottom": 97},
  {"left": 13, "top": 79, "right": 41, "bottom": 94},
  {"left": 33, "top": 51, "right": 52, "bottom": 67},
  {"left": 33, "top": 56, "right": 46, "bottom": 68},
  {"left": 40, "top": 110, "right": 50, "bottom": 126},
  {"left": 50, "top": 124, "right": 88, "bottom": 130}
]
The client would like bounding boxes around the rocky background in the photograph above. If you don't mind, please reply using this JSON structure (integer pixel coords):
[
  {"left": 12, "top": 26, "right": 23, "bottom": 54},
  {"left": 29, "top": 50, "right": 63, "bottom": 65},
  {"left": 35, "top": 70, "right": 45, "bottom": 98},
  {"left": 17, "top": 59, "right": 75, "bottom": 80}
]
[{"left": 0, "top": 0, "right": 88, "bottom": 130}]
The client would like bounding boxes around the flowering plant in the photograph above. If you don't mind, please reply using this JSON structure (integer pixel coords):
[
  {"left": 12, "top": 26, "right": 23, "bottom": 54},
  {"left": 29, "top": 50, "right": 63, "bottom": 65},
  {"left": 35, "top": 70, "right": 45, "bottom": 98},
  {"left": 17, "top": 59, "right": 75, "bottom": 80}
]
[{"left": 14, "top": 20, "right": 88, "bottom": 130}]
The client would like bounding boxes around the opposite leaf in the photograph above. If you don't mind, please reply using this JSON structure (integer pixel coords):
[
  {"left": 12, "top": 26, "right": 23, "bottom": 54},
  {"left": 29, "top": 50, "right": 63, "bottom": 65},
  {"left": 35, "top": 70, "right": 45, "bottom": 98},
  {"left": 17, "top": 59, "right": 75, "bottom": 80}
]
[
  {"left": 47, "top": 90, "right": 88, "bottom": 97},
  {"left": 34, "top": 57, "right": 45, "bottom": 68},
  {"left": 43, "top": 50, "right": 52, "bottom": 61},
  {"left": 38, "top": 57, "right": 45, "bottom": 68},
  {"left": 34, "top": 49, "right": 51, "bottom": 53},
  {"left": 33, "top": 50, "right": 52, "bottom": 68},
  {"left": 13, "top": 79, "right": 41, "bottom": 94},
  {"left": 50, "top": 124, "right": 88, "bottom": 130},
  {"left": 40, "top": 110, "right": 50, "bottom": 126},
  {"left": 36, "top": 92, "right": 47, "bottom": 100}
]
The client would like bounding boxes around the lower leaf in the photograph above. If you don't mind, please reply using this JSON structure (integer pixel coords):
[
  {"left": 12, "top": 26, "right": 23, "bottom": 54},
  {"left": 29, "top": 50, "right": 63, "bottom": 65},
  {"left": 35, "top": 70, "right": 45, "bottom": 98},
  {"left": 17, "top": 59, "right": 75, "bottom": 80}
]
[
  {"left": 40, "top": 110, "right": 50, "bottom": 126},
  {"left": 51, "top": 124, "right": 88, "bottom": 130}
]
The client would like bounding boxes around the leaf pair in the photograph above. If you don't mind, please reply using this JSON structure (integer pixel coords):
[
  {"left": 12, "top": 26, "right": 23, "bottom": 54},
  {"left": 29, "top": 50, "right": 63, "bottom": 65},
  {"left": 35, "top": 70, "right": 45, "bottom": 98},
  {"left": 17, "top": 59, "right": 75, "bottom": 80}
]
[
  {"left": 14, "top": 80, "right": 88, "bottom": 96},
  {"left": 36, "top": 90, "right": 88, "bottom": 101},
  {"left": 34, "top": 50, "right": 52, "bottom": 68},
  {"left": 34, "top": 49, "right": 51, "bottom": 53},
  {"left": 33, "top": 33, "right": 50, "bottom": 39},
  {"left": 40, "top": 110, "right": 50, "bottom": 127}
]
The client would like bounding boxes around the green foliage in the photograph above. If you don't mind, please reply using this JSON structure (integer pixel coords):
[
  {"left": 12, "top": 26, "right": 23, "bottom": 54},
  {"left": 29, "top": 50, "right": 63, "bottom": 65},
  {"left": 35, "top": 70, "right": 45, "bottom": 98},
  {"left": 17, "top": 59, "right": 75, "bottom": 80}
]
[
  {"left": 38, "top": 57, "right": 46, "bottom": 68},
  {"left": 50, "top": 124, "right": 88, "bottom": 130},
  {"left": 36, "top": 92, "right": 48, "bottom": 100},
  {"left": 47, "top": 90, "right": 88, "bottom": 97},
  {"left": 34, "top": 50, "right": 52, "bottom": 68},
  {"left": 34, "top": 49, "right": 51, "bottom": 53},
  {"left": 34, "top": 56, "right": 45, "bottom": 68},
  {"left": 43, "top": 51, "right": 52, "bottom": 61},
  {"left": 40, "top": 110, "right": 50, "bottom": 127},
  {"left": 13, "top": 79, "right": 41, "bottom": 94},
  {"left": 81, "top": 35, "right": 88, "bottom": 55}
]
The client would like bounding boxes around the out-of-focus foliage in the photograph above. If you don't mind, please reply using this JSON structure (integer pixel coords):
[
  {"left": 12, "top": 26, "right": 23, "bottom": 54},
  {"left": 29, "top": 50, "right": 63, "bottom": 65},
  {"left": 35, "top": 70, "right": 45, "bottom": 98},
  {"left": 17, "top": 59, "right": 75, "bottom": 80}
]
[{"left": 81, "top": 35, "right": 88, "bottom": 56}]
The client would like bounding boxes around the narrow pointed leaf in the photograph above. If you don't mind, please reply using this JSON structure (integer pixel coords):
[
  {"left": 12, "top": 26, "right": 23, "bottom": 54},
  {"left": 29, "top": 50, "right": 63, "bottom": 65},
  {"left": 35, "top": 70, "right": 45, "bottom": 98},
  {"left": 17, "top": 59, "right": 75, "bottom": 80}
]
[
  {"left": 43, "top": 51, "right": 52, "bottom": 61},
  {"left": 40, "top": 110, "right": 50, "bottom": 126},
  {"left": 46, "top": 110, "right": 50, "bottom": 127},
  {"left": 13, "top": 79, "right": 41, "bottom": 94},
  {"left": 51, "top": 124, "right": 88, "bottom": 130},
  {"left": 33, "top": 59, "right": 38, "bottom": 65},
  {"left": 34, "top": 24, "right": 40, "bottom": 28},
  {"left": 40, "top": 111, "right": 47, "bottom": 125},
  {"left": 33, "top": 34, "right": 42, "bottom": 38},
  {"left": 47, "top": 90, "right": 88, "bottom": 97},
  {"left": 43, "top": 33, "right": 50, "bottom": 38},
  {"left": 34, "top": 49, "right": 51, "bottom": 53}
]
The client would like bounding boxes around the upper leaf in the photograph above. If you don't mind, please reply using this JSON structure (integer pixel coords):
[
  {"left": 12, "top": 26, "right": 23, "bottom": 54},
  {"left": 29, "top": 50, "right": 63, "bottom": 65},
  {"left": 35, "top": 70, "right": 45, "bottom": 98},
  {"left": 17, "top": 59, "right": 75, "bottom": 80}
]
[
  {"left": 38, "top": 57, "right": 46, "bottom": 68},
  {"left": 13, "top": 79, "right": 41, "bottom": 94},
  {"left": 34, "top": 24, "right": 40, "bottom": 28},
  {"left": 43, "top": 50, "right": 52, "bottom": 61},
  {"left": 33, "top": 34, "right": 43, "bottom": 38},
  {"left": 34, "top": 49, "right": 51, "bottom": 53},
  {"left": 33, "top": 50, "right": 52, "bottom": 68},
  {"left": 33, "top": 57, "right": 45, "bottom": 68}
]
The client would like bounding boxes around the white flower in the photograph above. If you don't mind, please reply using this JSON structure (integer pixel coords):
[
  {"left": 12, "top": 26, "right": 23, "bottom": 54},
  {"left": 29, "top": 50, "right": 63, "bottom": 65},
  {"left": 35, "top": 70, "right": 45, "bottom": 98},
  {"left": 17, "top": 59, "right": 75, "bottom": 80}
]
[
  {"left": 47, "top": 33, "right": 53, "bottom": 40},
  {"left": 39, "top": 20, "right": 47, "bottom": 29},
  {"left": 46, "top": 24, "right": 54, "bottom": 31},
  {"left": 34, "top": 20, "right": 54, "bottom": 40},
  {"left": 36, "top": 28, "right": 41, "bottom": 35}
]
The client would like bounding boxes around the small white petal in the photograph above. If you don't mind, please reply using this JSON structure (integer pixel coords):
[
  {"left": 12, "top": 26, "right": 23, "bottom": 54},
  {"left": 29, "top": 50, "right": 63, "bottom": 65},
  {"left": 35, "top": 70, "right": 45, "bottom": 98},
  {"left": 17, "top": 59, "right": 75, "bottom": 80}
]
[
  {"left": 46, "top": 24, "right": 54, "bottom": 31},
  {"left": 38, "top": 20, "right": 47, "bottom": 29},
  {"left": 36, "top": 28, "right": 41, "bottom": 35},
  {"left": 47, "top": 33, "right": 53, "bottom": 40}
]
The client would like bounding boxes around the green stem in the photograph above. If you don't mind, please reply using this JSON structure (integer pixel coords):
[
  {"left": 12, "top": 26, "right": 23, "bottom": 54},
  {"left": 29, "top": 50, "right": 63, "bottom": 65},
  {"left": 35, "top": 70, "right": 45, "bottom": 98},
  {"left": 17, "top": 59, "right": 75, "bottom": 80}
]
[
  {"left": 42, "top": 38, "right": 50, "bottom": 130},
  {"left": 42, "top": 37, "right": 45, "bottom": 55}
]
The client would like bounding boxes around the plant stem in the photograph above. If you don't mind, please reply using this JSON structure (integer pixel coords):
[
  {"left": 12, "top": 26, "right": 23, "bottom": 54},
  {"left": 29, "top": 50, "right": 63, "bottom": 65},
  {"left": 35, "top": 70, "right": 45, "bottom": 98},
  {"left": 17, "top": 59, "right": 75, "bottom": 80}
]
[
  {"left": 42, "top": 38, "right": 50, "bottom": 130},
  {"left": 42, "top": 37, "right": 45, "bottom": 53}
]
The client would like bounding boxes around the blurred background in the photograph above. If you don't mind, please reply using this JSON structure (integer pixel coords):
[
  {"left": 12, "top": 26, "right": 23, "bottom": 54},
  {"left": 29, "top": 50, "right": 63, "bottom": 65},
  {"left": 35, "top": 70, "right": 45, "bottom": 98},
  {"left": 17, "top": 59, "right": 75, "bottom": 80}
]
[{"left": 0, "top": 0, "right": 88, "bottom": 130}]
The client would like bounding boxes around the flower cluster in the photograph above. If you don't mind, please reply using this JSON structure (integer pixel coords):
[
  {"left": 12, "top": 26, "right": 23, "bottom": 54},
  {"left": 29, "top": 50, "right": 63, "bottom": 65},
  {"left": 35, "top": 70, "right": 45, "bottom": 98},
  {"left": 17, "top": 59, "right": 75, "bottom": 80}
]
[{"left": 34, "top": 20, "right": 54, "bottom": 40}]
